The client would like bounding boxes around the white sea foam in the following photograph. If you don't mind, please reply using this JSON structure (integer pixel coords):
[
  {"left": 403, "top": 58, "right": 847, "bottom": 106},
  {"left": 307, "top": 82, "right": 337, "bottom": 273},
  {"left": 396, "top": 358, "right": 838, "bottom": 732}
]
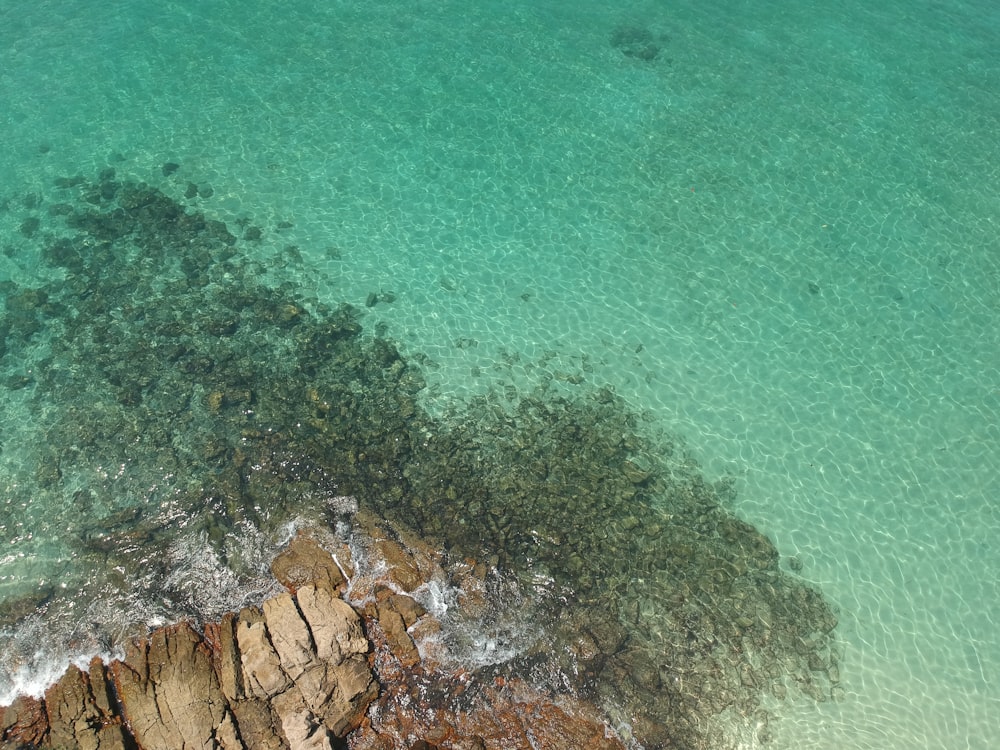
[
  {"left": 159, "top": 526, "right": 283, "bottom": 618},
  {"left": 411, "top": 570, "right": 540, "bottom": 670},
  {"left": 414, "top": 577, "right": 457, "bottom": 618},
  {"left": 0, "top": 653, "right": 103, "bottom": 706},
  {"left": 0, "top": 602, "right": 118, "bottom": 704},
  {"left": 0, "top": 519, "right": 288, "bottom": 705},
  {"left": 2, "top": 516, "right": 535, "bottom": 707}
]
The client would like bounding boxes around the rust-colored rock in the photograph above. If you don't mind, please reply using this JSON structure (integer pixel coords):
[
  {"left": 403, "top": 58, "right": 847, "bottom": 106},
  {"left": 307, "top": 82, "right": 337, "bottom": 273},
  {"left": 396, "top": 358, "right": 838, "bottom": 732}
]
[
  {"left": 380, "top": 592, "right": 426, "bottom": 629},
  {"left": 355, "top": 511, "right": 437, "bottom": 593},
  {"left": 350, "top": 665, "right": 628, "bottom": 750},
  {"left": 372, "top": 538, "right": 424, "bottom": 592},
  {"left": 346, "top": 527, "right": 629, "bottom": 750},
  {"left": 375, "top": 602, "right": 420, "bottom": 668},
  {"left": 1, "top": 694, "right": 48, "bottom": 748}
]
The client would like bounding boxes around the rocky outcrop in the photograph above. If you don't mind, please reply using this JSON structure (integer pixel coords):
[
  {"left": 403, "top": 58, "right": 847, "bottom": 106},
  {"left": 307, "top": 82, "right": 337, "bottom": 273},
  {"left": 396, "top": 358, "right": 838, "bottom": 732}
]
[
  {"left": 344, "top": 516, "right": 631, "bottom": 750},
  {"left": 111, "top": 621, "right": 229, "bottom": 750},
  {"left": 2, "top": 169, "right": 841, "bottom": 750},
  {"left": 1, "top": 695, "right": 50, "bottom": 749},
  {"left": 1, "top": 528, "right": 632, "bottom": 750},
  {"left": 352, "top": 616, "right": 628, "bottom": 750},
  {"left": 2, "top": 536, "right": 376, "bottom": 750}
]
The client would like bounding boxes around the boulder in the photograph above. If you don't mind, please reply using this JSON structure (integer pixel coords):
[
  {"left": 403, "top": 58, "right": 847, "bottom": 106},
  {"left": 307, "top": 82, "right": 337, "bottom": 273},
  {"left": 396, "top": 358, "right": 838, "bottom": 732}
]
[
  {"left": 270, "top": 534, "right": 348, "bottom": 594},
  {"left": 384, "top": 593, "right": 426, "bottom": 628}
]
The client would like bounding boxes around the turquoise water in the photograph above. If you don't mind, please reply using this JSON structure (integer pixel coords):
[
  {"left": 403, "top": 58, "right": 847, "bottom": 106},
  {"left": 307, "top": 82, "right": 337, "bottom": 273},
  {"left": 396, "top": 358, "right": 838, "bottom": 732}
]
[{"left": 1, "top": 0, "right": 999, "bottom": 747}]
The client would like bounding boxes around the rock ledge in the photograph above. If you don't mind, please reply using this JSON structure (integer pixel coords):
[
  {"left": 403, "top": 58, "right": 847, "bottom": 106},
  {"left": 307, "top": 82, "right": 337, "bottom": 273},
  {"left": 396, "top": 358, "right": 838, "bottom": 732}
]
[{"left": 1, "top": 528, "right": 627, "bottom": 750}]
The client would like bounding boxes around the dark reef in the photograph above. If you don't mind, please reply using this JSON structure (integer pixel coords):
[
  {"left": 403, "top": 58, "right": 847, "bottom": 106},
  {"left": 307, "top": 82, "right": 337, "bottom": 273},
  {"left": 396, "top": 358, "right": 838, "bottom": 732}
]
[{"left": 0, "top": 166, "right": 841, "bottom": 749}]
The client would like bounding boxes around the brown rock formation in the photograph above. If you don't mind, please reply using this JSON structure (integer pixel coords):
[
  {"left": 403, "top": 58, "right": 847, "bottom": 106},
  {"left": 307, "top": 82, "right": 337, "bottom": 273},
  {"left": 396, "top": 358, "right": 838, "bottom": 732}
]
[
  {"left": 44, "top": 659, "right": 130, "bottom": 750},
  {"left": 1, "top": 695, "right": 48, "bottom": 749},
  {"left": 1, "top": 536, "right": 378, "bottom": 750},
  {"left": 1, "top": 529, "right": 632, "bottom": 750},
  {"left": 270, "top": 535, "right": 350, "bottom": 595},
  {"left": 374, "top": 591, "right": 423, "bottom": 669},
  {"left": 343, "top": 518, "right": 631, "bottom": 750},
  {"left": 111, "top": 621, "right": 229, "bottom": 750}
]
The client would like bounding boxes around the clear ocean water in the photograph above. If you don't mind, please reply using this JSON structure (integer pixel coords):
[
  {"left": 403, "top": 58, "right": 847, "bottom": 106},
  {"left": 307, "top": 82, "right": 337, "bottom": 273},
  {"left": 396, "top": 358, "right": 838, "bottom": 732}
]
[{"left": 1, "top": 1, "right": 998, "bottom": 748}]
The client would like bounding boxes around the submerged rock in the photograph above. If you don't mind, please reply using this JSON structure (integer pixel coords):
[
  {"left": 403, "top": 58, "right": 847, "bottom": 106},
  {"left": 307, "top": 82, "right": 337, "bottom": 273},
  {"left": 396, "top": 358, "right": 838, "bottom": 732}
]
[{"left": 270, "top": 535, "right": 349, "bottom": 594}]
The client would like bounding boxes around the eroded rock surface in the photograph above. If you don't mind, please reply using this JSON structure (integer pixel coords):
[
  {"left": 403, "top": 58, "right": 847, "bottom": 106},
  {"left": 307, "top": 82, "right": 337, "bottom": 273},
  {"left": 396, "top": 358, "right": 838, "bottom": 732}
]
[
  {"left": 2, "top": 536, "right": 376, "bottom": 750},
  {"left": 44, "top": 660, "right": 130, "bottom": 750},
  {"left": 1, "top": 531, "right": 633, "bottom": 750}
]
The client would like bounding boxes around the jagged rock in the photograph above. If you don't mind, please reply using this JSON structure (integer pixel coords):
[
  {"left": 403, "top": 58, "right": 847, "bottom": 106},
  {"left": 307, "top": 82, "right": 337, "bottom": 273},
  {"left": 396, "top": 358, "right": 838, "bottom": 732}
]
[
  {"left": 318, "top": 656, "right": 376, "bottom": 737},
  {"left": 261, "top": 593, "right": 340, "bottom": 747},
  {"left": 372, "top": 537, "right": 424, "bottom": 592},
  {"left": 214, "top": 711, "right": 242, "bottom": 750},
  {"left": 296, "top": 585, "right": 368, "bottom": 663},
  {"left": 269, "top": 586, "right": 375, "bottom": 737},
  {"left": 86, "top": 656, "right": 117, "bottom": 719},
  {"left": 44, "top": 661, "right": 129, "bottom": 750},
  {"left": 262, "top": 592, "right": 317, "bottom": 682},
  {"left": 271, "top": 688, "right": 333, "bottom": 750},
  {"left": 228, "top": 697, "right": 285, "bottom": 750},
  {"left": 376, "top": 600, "right": 420, "bottom": 668},
  {"left": 236, "top": 608, "right": 293, "bottom": 700},
  {"left": 44, "top": 664, "right": 93, "bottom": 748},
  {"left": 206, "top": 613, "right": 243, "bottom": 703},
  {"left": 111, "top": 621, "right": 228, "bottom": 750},
  {"left": 384, "top": 592, "right": 426, "bottom": 628},
  {"left": 0, "top": 530, "right": 628, "bottom": 750},
  {"left": 236, "top": 584, "right": 375, "bottom": 744}
]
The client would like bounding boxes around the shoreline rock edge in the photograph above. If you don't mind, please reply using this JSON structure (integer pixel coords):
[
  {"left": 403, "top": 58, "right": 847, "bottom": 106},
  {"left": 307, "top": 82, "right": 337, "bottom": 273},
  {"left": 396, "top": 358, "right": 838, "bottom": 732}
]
[{"left": 1, "top": 529, "right": 629, "bottom": 750}]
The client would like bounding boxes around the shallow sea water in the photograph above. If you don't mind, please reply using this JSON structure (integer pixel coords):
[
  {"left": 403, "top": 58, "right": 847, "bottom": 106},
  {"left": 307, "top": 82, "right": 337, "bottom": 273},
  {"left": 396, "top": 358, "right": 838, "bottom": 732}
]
[{"left": 1, "top": 0, "right": 999, "bottom": 747}]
